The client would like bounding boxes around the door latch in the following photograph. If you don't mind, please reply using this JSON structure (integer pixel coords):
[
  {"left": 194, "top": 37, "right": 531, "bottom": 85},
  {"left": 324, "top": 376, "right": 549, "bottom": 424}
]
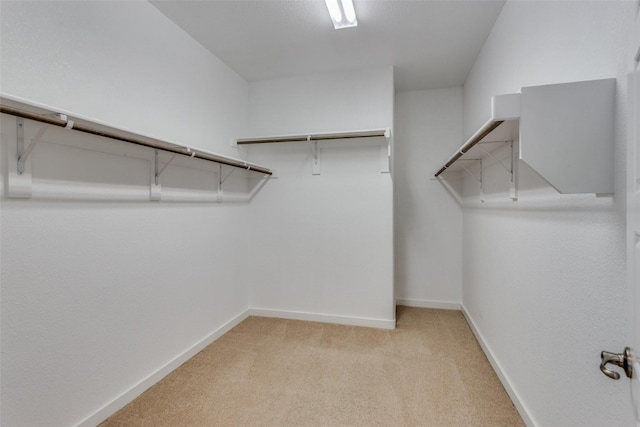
[{"left": 600, "top": 347, "right": 633, "bottom": 380}]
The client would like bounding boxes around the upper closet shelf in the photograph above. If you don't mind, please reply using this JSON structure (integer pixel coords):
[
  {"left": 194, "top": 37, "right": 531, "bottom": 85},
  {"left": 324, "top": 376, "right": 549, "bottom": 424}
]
[
  {"left": 435, "top": 78, "right": 616, "bottom": 195},
  {"left": 236, "top": 128, "right": 391, "bottom": 145},
  {"left": 435, "top": 93, "right": 520, "bottom": 177},
  {"left": 237, "top": 128, "right": 392, "bottom": 175},
  {"left": 0, "top": 94, "right": 274, "bottom": 176}
]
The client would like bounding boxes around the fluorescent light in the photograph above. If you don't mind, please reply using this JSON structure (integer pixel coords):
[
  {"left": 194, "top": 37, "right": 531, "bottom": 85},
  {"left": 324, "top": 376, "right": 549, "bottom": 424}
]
[
  {"left": 324, "top": 0, "right": 358, "bottom": 29},
  {"left": 325, "top": 0, "right": 343, "bottom": 24},
  {"left": 342, "top": 0, "right": 356, "bottom": 24}
]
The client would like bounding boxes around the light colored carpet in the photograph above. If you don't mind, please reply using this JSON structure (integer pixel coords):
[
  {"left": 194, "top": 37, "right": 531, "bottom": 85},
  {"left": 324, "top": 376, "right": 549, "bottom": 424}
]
[{"left": 100, "top": 307, "right": 524, "bottom": 426}]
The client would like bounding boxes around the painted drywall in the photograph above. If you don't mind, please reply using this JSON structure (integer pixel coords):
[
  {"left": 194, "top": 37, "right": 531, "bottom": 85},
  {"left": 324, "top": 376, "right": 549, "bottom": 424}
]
[
  {"left": 461, "top": 1, "right": 637, "bottom": 426},
  {"left": 0, "top": 2, "right": 253, "bottom": 426},
  {"left": 394, "top": 88, "right": 463, "bottom": 308},
  {"left": 247, "top": 67, "right": 394, "bottom": 136},
  {"left": 0, "top": 0, "right": 247, "bottom": 158},
  {"left": 244, "top": 68, "right": 395, "bottom": 327}
]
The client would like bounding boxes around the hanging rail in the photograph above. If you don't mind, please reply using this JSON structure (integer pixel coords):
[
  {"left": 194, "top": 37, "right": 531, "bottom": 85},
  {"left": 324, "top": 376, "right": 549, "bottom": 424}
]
[
  {"left": 434, "top": 93, "right": 521, "bottom": 178},
  {"left": 434, "top": 119, "right": 503, "bottom": 177},
  {"left": 236, "top": 128, "right": 390, "bottom": 145},
  {"left": 0, "top": 102, "right": 273, "bottom": 176}
]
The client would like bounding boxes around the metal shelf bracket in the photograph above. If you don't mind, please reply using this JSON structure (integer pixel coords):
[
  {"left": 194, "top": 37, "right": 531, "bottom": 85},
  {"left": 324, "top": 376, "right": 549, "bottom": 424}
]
[
  {"left": 217, "top": 164, "right": 227, "bottom": 203},
  {"left": 458, "top": 159, "right": 482, "bottom": 183},
  {"left": 154, "top": 149, "right": 177, "bottom": 186},
  {"left": 475, "top": 140, "right": 518, "bottom": 201},
  {"left": 310, "top": 136, "right": 320, "bottom": 175},
  {"left": 17, "top": 118, "right": 48, "bottom": 175},
  {"left": 459, "top": 159, "right": 484, "bottom": 202},
  {"left": 475, "top": 140, "right": 513, "bottom": 175}
]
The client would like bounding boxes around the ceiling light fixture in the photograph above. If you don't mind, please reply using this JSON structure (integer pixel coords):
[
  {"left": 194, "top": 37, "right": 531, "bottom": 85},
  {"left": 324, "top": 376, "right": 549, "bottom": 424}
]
[{"left": 324, "top": 0, "right": 358, "bottom": 29}]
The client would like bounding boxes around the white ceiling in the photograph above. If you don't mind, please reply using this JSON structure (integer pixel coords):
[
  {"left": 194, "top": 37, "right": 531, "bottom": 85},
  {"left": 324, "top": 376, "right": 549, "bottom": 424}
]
[{"left": 150, "top": 0, "right": 505, "bottom": 92}]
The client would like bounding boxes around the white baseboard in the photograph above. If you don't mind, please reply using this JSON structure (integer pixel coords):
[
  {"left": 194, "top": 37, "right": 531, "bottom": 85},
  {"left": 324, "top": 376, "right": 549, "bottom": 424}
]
[
  {"left": 461, "top": 305, "right": 536, "bottom": 427},
  {"left": 396, "top": 298, "right": 462, "bottom": 310},
  {"left": 249, "top": 307, "right": 396, "bottom": 330},
  {"left": 76, "top": 309, "right": 251, "bottom": 427}
]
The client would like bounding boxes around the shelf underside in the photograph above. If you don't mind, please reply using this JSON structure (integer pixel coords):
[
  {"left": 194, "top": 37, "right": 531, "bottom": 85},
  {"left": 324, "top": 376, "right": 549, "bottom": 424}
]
[{"left": 442, "top": 120, "right": 518, "bottom": 173}]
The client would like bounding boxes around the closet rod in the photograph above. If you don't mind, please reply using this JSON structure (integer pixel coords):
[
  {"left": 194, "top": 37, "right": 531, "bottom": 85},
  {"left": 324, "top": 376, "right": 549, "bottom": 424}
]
[
  {"left": 0, "top": 104, "right": 273, "bottom": 176},
  {"left": 434, "top": 120, "right": 503, "bottom": 177},
  {"left": 236, "top": 128, "right": 390, "bottom": 145}
]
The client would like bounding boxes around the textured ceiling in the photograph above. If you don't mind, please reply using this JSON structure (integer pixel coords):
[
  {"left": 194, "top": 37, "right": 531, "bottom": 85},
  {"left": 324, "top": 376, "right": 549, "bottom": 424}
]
[{"left": 151, "top": 0, "right": 505, "bottom": 92}]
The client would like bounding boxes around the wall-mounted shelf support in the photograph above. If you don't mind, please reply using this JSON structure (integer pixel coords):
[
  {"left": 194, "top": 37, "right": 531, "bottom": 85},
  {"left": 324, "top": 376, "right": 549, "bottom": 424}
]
[
  {"left": 458, "top": 159, "right": 482, "bottom": 183},
  {"left": 17, "top": 118, "right": 48, "bottom": 175},
  {"left": 9, "top": 118, "right": 31, "bottom": 198},
  {"left": 475, "top": 139, "right": 518, "bottom": 201},
  {"left": 310, "top": 136, "right": 321, "bottom": 175},
  {"left": 1, "top": 97, "right": 273, "bottom": 176},
  {"left": 443, "top": 141, "right": 517, "bottom": 202},
  {"left": 475, "top": 141, "right": 512, "bottom": 175},
  {"left": 151, "top": 149, "right": 178, "bottom": 200},
  {"left": 435, "top": 93, "right": 520, "bottom": 178},
  {"left": 380, "top": 136, "right": 391, "bottom": 174},
  {"left": 217, "top": 164, "right": 224, "bottom": 203},
  {"left": 435, "top": 120, "right": 503, "bottom": 177},
  {"left": 16, "top": 118, "right": 25, "bottom": 172},
  {"left": 2, "top": 95, "right": 275, "bottom": 201},
  {"left": 154, "top": 150, "right": 176, "bottom": 186},
  {"left": 237, "top": 128, "right": 391, "bottom": 175},
  {"left": 216, "top": 164, "right": 236, "bottom": 203},
  {"left": 221, "top": 165, "right": 235, "bottom": 185},
  {"left": 458, "top": 159, "right": 484, "bottom": 202},
  {"left": 435, "top": 78, "right": 615, "bottom": 199}
]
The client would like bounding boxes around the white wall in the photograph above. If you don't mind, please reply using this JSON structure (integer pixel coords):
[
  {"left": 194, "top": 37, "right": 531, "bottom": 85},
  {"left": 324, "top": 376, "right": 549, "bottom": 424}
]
[
  {"left": 0, "top": 0, "right": 247, "bottom": 157},
  {"left": 248, "top": 67, "right": 394, "bottom": 136},
  {"left": 0, "top": 2, "right": 253, "bottom": 426},
  {"left": 245, "top": 68, "right": 396, "bottom": 328},
  {"left": 461, "top": 1, "right": 637, "bottom": 426},
  {"left": 394, "top": 88, "right": 463, "bottom": 308}
]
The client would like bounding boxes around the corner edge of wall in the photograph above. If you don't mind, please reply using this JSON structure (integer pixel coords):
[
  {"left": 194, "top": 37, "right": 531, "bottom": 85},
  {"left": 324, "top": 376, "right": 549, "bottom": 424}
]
[{"left": 461, "top": 304, "right": 537, "bottom": 427}]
